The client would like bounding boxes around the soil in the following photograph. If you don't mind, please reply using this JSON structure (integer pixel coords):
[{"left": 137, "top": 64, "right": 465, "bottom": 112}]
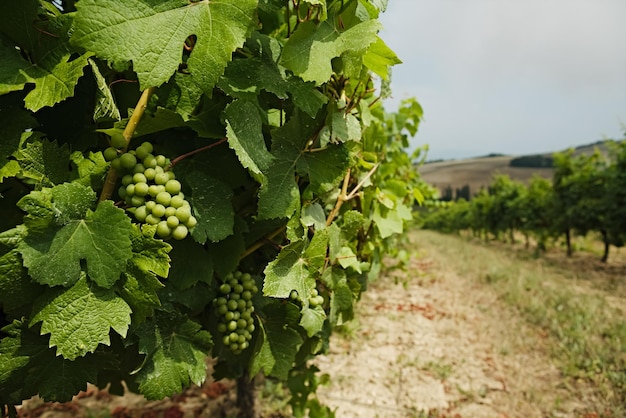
[{"left": 11, "top": 232, "right": 602, "bottom": 418}]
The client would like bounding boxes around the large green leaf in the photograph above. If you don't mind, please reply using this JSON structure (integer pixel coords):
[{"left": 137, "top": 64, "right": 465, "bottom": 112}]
[
  {"left": 188, "top": 172, "right": 235, "bottom": 244},
  {"left": 72, "top": 0, "right": 257, "bottom": 91},
  {"left": 0, "top": 2, "right": 92, "bottom": 111},
  {"left": 31, "top": 276, "right": 132, "bottom": 360},
  {"left": 135, "top": 312, "right": 213, "bottom": 399},
  {"left": 281, "top": 19, "right": 381, "bottom": 85},
  {"left": 19, "top": 197, "right": 133, "bottom": 288},
  {"left": 14, "top": 139, "right": 72, "bottom": 187}
]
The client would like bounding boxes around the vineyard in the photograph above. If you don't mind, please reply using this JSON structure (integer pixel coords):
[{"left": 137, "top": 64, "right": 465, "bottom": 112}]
[
  {"left": 0, "top": 1, "right": 433, "bottom": 417},
  {"left": 422, "top": 142, "right": 626, "bottom": 262}
]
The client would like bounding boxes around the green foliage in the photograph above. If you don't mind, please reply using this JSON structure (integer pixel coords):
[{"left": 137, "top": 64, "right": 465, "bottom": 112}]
[{"left": 0, "top": 0, "right": 429, "bottom": 415}]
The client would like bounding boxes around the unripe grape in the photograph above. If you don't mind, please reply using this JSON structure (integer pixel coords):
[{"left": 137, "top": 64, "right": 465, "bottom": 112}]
[
  {"left": 132, "top": 163, "right": 146, "bottom": 174},
  {"left": 165, "top": 179, "right": 181, "bottom": 195},
  {"left": 156, "top": 221, "right": 171, "bottom": 238},
  {"left": 222, "top": 335, "right": 231, "bottom": 346},
  {"left": 118, "top": 186, "right": 127, "bottom": 199},
  {"left": 145, "top": 200, "right": 156, "bottom": 212},
  {"left": 216, "top": 297, "right": 227, "bottom": 306},
  {"left": 111, "top": 158, "right": 122, "bottom": 172},
  {"left": 144, "top": 167, "right": 156, "bottom": 181},
  {"left": 186, "top": 215, "right": 197, "bottom": 229},
  {"left": 224, "top": 311, "right": 234, "bottom": 321},
  {"left": 155, "top": 155, "right": 168, "bottom": 168},
  {"left": 110, "top": 132, "right": 126, "bottom": 149},
  {"left": 151, "top": 204, "right": 165, "bottom": 218},
  {"left": 103, "top": 147, "right": 118, "bottom": 162},
  {"left": 220, "top": 283, "right": 231, "bottom": 294},
  {"left": 164, "top": 206, "right": 177, "bottom": 217},
  {"left": 155, "top": 191, "right": 171, "bottom": 206},
  {"left": 140, "top": 141, "right": 153, "bottom": 154},
  {"left": 135, "top": 145, "right": 150, "bottom": 160},
  {"left": 166, "top": 216, "right": 179, "bottom": 228},
  {"left": 171, "top": 225, "right": 188, "bottom": 240},
  {"left": 119, "top": 153, "right": 136, "bottom": 170},
  {"left": 227, "top": 299, "right": 238, "bottom": 311},
  {"left": 237, "top": 299, "right": 246, "bottom": 311},
  {"left": 145, "top": 214, "right": 160, "bottom": 225},
  {"left": 133, "top": 173, "right": 147, "bottom": 184},
  {"left": 134, "top": 182, "right": 149, "bottom": 197},
  {"left": 233, "top": 284, "right": 244, "bottom": 294},
  {"left": 228, "top": 321, "right": 238, "bottom": 332},
  {"left": 148, "top": 184, "right": 162, "bottom": 197},
  {"left": 134, "top": 206, "right": 148, "bottom": 222},
  {"left": 130, "top": 196, "right": 145, "bottom": 207},
  {"left": 167, "top": 171, "right": 176, "bottom": 181},
  {"left": 217, "top": 304, "right": 228, "bottom": 315},
  {"left": 143, "top": 155, "right": 157, "bottom": 169},
  {"left": 121, "top": 174, "right": 133, "bottom": 186},
  {"left": 170, "top": 195, "right": 184, "bottom": 208},
  {"left": 175, "top": 207, "right": 191, "bottom": 223},
  {"left": 154, "top": 172, "right": 169, "bottom": 185},
  {"left": 125, "top": 184, "right": 136, "bottom": 196}
]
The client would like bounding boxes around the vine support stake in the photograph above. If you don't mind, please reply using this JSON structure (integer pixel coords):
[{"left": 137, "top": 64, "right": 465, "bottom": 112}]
[{"left": 99, "top": 86, "right": 156, "bottom": 202}]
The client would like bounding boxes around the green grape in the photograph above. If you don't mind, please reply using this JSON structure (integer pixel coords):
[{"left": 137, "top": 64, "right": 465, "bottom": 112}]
[
  {"left": 140, "top": 141, "right": 153, "bottom": 154},
  {"left": 132, "top": 163, "right": 145, "bottom": 174},
  {"left": 216, "top": 297, "right": 227, "bottom": 306},
  {"left": 237, "top": 319, "right": 247, "bottom": 329},
  {"left": 118, "top": 186, "right": 127, "bottom": 199},
  {"left": 170, "top": 195, "right": 184, "bottom": 208},
  {"left": 133, "top": 173, "right": 147, "bottom": 184},
  {"left": 228, "top": 321, "right": 237, "bottom": 332},
  {"left": 233, "top": 284, "right": 244, "bottom": 294},
  {"left": 227, "top": 299, "right": 238, "bottom": 311},
  {"left": 156, "top": 221, "right": 171, "bottom": 238},
  {"left": 152, "top": 204, "right": 166, "bottom": 218},
  {"left": 143, "top": 155, "right": 157, "bottom": 169},
  {"left": 110, "top": 132, "right": 126, "bottom": 149},
  {"left": 103, "top": 147, "right": 118, "bottom": 162},
  {"left": 171, "top": 225, "right": 188, "bottom": 240},
  {"left": 237, "top": 299, "right": 246, "bottom": 311},
  {"left": 242, "top": 290, "right": 252, "bottom": 301},
  {"left": 154, "top": 172, "right": 169, "bottom": 185},
  {"left": 134, "top": 182, "right": 149, "bottom": 197},
  {"left": 119, "top": 153, "right": 137, "bottom": 170},
  {"left": 155, "top": 155, "right": 168, "bottom": 168},
  {"left": 224, "top": 311, "right": 235, "bottom": 321},
  {"left": 144, "top": 167, "right": 156, "bottom": 181},
  {"left": 148, "top": 184, "right": 162, "bottom": 197},
  {"left": 145, "top": 214, "right": 160, "bottom": 225},
  {"left": 145, "top": 200, "right": 156, "bottom": 212},
  {"left": 155, "top": 191, "right": 171, "bottom": 206},
  {"left": 186, "top": 216, "right": 197, "bottom": 229},
  {"left": 217, "top": 305, "right": 228, "bottom": 315},
  {"left": 175, "top": 207, "right": 191, "bottom": 223},
  {"left": 222, "top": 335, "right": 230, "bottom": 346},
  {"left": 135, "top": 145, "right": 150, "bottom": 160},
  {"left": 125, "top": 184, "right": 136, "bottom": 196},
  {"left": 134, "top": 206, "right": 148, "bottom": 222},
  {"left": 121, "top": 174, "right": 133, "bottom": 186},
  {"left": 166, "top": 216, "right": 179, "bottom": 228},
  {"left": 165, "top": 179, "right": 181, "bottom": 195},
  {"left": 164, "top": 206, "right": 177, "bottom": 217},
  {"left": 111, "top": 158, "right": 122, "bottom": 172},
  {"left": 220, "top": 283, "right": 231, "bottom": 294},
  {"left": 130, "top": 196, "right": 145, "bottom": 207}
]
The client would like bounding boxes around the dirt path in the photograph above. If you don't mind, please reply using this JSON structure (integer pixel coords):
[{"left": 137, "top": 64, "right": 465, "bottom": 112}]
[{"left": 314, "top": 232, "right": 588, "bottom": 418}]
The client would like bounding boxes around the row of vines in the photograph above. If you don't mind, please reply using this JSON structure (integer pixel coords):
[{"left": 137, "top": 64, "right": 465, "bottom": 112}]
[
  {"left": 422, "top": 140, "right": 626, "bottom": 262},
  {"left": 0, "top": 1, "right": 432, "bottom": 417}
]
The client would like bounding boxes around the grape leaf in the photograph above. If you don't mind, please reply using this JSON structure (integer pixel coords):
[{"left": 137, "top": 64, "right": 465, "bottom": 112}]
[
  {"left": 281, "top": 19, "right": 381, "bottom": 85},
  {"left": 15, "top": 139, "right": 72, "bottom": 187},
  {"left": 31, "top": 276, "right": 132, "bottom": 360},
  {"left": 251, "top": 314, "right": 303, "bottom": 380},
  {"left": 0, "top": 249, "right": 45, "bottom": 319},
  {"left": 118, "top": 263, "right": 164, "bottom": 325},
  {"left": 72, "top": 0, "right": 257, "bottom": 92},
  {"left": 89, "top": 59, "right": 121, "bottom": 122},
  {"left": 135, "top": 312, "right": 213, "bottom": 399},
  {"left": 0, "top": 2, "right": 92, "bottom": 111},
  {"left": 301, "top": 202, "right": 326, "bottom": 230},
  {"left": 225, "top": 100, "right": 274, "bottom": 179},
  {"left": 329, "top": 278, "right": 354, "bottom": 325},
  {"left": 168, "top": 237, "right": 213, "bottom": 289},
  {"left": 363, "top": 36, "right": 402, "bottom": 80},
  {"left": 188, "top": 172, "right": 235, "bottom": 244},
  {"left": 299, "top": 144, "right": 350, "bottom": 194},
  {"left": 129, "top": 224, "right": 172, "bottom": 279},
  {"left": 19, "top": 198, "right": 133, "bottom": 288},
  {"left": 0, "top": 107, "right": 36, "bottom": 172},
  {"left": 257, "top": 159, "right": 301, "bottom": 220},
  {"left": 263, "top": 239, "right": 317, "bottom": 301},
  {"left": 69, "top": 150, "right": 110, "bottom": 190},
  {"left": 300, "top": 306, "right": 326, "bottom": 337},
  {"left": 372, "top": 201, "right": 412, "bottom": 238}
]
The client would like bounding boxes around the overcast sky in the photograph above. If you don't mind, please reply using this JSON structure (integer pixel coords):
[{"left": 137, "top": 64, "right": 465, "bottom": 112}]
[{"left": 379, "top": 0, "right": 626, "bottom": 160}]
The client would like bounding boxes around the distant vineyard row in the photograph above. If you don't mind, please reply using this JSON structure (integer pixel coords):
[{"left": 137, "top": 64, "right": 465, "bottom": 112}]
[{"left": 421, "top": 138, "right": 626, "bottom": 262}]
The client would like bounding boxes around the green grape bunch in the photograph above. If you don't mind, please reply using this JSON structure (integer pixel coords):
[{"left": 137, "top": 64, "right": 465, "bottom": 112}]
[
  {"left": 289, "top": 288, "right": 324, "bottom": 308},
  {"left": 213, "top": 271, "right": 258, "bottom": 354},
  {"left": 103, "top": 138, "right": 197, "bottom": 240}
]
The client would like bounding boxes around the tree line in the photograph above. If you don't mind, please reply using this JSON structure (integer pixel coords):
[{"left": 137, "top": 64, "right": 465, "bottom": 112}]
[{"left": 421, "top": 139, "right": 626, "bottom": 262}]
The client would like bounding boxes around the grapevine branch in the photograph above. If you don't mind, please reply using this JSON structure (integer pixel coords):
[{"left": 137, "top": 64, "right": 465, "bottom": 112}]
[
  {"left": 326, "top": 163, "right": 379, "bottom": 226},
  {"left": 240, "top": 226, "right": 286, "bottom": 260},
  {"left": 169, "top": 137, "right": 228, "bottom": 169},
  {"left": 99, "top": 87, "right": 156, "bottom": 202}
]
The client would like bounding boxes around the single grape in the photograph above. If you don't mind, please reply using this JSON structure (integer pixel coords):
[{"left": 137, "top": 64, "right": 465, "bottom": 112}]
[
  {"left": 165, "top": 179, "right": 181, "bottom": 195},
  {"left": 144, "top": 167, "right": 156, "bottom": 181},
  {"left": 145, "top": 214, "right": 160, "bottom": 225},
  {"left": 132, "top": 163, "right": 146, "bottom": 174},
  {"left": 145, "top": 200, "right": 157, "bottom": 212},
  {"left": 186, "top": 215, "right": 197, "bottom": 229},
  {"left": 140, "top": 141, "right": 154, "bottom": 154},
  {"left": 130, "top": 195, "right": 145, "bottom": 207},
  {"left": 134, "top": 182, "right": 149, "bottom": 197},
  {"left": 143, "top": 155, "right": 157, "bottom": 169},
  {"left": 118, "top": 186, "right": 127, "bottom": 199},
  {"left": 224, "top": 311, "right": 235, "bottom": 321},
  {"left": 164, "top": 206, "right": 177, "bottom": 217},
  {"left": 121, "top": 174, "right": 133, "bottom": 186},
  {"left": 152, "top": 204, "right": 166, "bottom": 218},
  {"left": 111, "top": 158, "right": 122, "bottom": 172},
  {"left": 175, "top": 207, "right": 191, "bottom": 223},
  {"left": 233, "top": 284, "right": 244, "bottom": 294},
  {"left": 171, "top": 225, "right": 188, "bottom": 240},
  {"left": 125, "top": 184, "right": 136, "bottom": 196},
  {"left": 155, "top": 155, "right": 168, "bottom": 168},
  {"left": 134, "top": 206, "right": 148, "bottom": 222},
  {"left": 155, "top": 191, "right": 171, "bottom": 206},
  {"left": 170, "top": 195, "right": 185, "bottom": 208},
  {"left": 227, "top": 299, "right": 238, "bottom": 311},
  {"left": 217, "top": 304, "right": 228, "bottom": 315},
  {"left": 148, "top": 184, "right": 162, "bottom": 197},
  {"left": 119, "top": 153, "right": 136, "bottom": 170},
  {"left": 110, "top": 132, "right": 126, "bottom": 149},
  {"left": 166, "top": 216, "right": 179, "bottom": 228},
  {"left": 220, "top": 283, "right": 232, "bottom": 294},
  {"left": 156, "top": 221, "right": 171, "bottom": 238},
  {"left": 133, "top": 172, "right": 147, "bottom": 184},
  {"left": 228, "top": 321, "right": 238, "bottom": 332},
  {"left": 135, "top": 145, "right": 150, "bottom": 160},
  {"left": 216, "top": 297, "right": 227, "bottom": 306},
  {"left": 103, "top": 147, "right": 118, "bottom": 162}
]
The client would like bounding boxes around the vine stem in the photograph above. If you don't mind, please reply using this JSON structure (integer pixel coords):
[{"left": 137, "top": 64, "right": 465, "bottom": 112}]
[
  {"left": 325, "top": 163, "right": 379, "bottom": 226},
  {"left": 240, "top": 226, "right": 286, "bottom": 260},
  {"left": 169, "top": 137, "right": 227, "bottom": 169},
  {"left": 99, "top": 86, "right": 156, "bottom": 202}
]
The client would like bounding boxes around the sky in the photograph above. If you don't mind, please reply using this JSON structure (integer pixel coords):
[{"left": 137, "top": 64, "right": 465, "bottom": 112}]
[{"left": 378, "top": 0, "right": 626, "bottom": 161}]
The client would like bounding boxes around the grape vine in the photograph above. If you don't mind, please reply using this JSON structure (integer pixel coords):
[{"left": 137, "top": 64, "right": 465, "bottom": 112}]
[{"left": 0, "top": 1, "right": 431, "bottom": 417}]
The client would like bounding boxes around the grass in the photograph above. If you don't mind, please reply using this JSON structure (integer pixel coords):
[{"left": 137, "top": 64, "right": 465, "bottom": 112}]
[{"left": 413, "top": 229, "right": 626, "bottom": 416}]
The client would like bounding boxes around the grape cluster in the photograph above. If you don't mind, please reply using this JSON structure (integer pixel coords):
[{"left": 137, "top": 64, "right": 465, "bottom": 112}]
[
  {"left": 104, "top": 137, "right": 197, "bottom": 240},
  {"left": 214, "top": 272, "right": 258, "bottom": 354},
  {"left": 290, "top": 288, "right": 324, "bottom": 307}
]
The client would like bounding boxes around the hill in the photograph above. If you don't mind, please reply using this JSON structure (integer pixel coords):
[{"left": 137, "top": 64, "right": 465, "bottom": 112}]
[{"left": 419, "top": 140, "right": 615, "bottom": 199}]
